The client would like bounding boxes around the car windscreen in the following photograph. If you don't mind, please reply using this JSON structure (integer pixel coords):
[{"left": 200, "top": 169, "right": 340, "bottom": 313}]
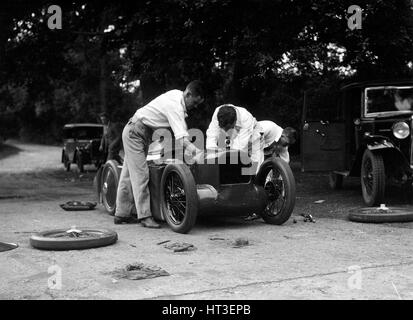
[
  {"left": 63, "top": 126, "right": 103, "bottom": 140},
  {"left": 365, "top": 86, "right": 413, "bottom": 116}
]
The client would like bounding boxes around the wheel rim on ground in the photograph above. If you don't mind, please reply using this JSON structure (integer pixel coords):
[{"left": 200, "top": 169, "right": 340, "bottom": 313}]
[
  {"left": 30, "top": 228, "right": 118, "bottom": 250},
  {"left": 42, "top": 229, "right": 108, "bottom": 239},
  {"left": 164, "top": 171, "right": 187, "bottom": 225}
]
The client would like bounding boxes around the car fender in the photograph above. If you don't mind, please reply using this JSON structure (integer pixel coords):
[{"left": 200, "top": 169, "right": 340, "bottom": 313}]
[
  {"left": 363, "top": 135, "right": 395, "bottom": 151},
  {"left": 350, "top": 143, "right": 410, "bottom": 177}
]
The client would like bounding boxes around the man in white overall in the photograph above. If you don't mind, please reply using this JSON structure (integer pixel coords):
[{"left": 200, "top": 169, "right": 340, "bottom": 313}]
[
  {"left": 205, "top": 104, "right": 263, "bottom": 170},
  {"left": 114, "top": 80, "right": 205, "bottom": 227},
  {"left": 258, "top": 120, "right": 297, "bottom": 164}
]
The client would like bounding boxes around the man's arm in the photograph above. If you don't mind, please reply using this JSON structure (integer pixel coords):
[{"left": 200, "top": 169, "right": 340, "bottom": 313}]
[
  {"left": 165, "top": 105, "right": 200, "bottom": 155},
  {"left": 205, "top": 108, "right": 221, "bottom": 149}
]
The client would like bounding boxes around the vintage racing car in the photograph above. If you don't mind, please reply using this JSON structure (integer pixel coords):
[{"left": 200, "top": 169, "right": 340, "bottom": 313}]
[{"left": 95, "top": 139, "right": 296, "bottom": 234}]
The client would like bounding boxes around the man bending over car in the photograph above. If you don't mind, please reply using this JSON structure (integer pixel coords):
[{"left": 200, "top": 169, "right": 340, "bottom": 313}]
[
  {"left": 206, "top": 104, "right": 263, "bottom": 169},
  {"left": 258, "top": 120, "right": 297, "bottom": 164}
]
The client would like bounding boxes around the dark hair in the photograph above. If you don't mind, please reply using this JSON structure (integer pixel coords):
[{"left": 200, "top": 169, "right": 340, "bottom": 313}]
[
  {"left": 282, "top": 127, "right": 297, "bottom": 144},
  {"left": 217, "top": 105, "right": 237, "bottom": 129},
  {"left": 186, "top": 80, "right": 205, "bottom": 99},
  {"left": 99, "top": 112, "right": 108, "bottom": 118}
]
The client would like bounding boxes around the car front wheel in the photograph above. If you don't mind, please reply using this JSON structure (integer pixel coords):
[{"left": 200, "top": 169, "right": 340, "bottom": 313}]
[
  {"left": 255, "top": 157, "right": 296, "bottom": 225},
  {"left": 160, "top": 163, "right": 198, "bottom": 234},
  {"left": 361, "top": 149, "right": 385, "bottom": 206}
]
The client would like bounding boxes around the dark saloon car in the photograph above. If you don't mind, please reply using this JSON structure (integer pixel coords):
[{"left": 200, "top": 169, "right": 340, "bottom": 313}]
[
  {"left": 302, "top": 80, "right": 413, "bottom": 206},
  {"left": 61, "top": 123, "right": 105, "bottom": 172}
]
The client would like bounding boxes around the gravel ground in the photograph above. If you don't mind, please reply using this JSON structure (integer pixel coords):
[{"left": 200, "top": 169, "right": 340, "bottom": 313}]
[{"left": 0, "top": 141, "right": 412, "bottom": 300}]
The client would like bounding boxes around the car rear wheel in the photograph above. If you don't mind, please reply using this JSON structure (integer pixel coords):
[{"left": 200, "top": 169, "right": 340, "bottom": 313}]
[
  {"left": 160, "top": 163, "right": 198, "bottom": 234},
  {"left": 256, "top": 158, "right": 296, "bottom": 225},
  {"left": 361, "top": 150, "right": 385, "bottom": 206},
  {"left": 101, "top": 160, "right": 121, "bottom": 215}
]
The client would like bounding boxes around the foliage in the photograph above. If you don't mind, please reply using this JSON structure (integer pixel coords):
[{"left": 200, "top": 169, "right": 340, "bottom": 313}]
[{"left": 0, "top": 0, "right": 412, "bottom": 144}]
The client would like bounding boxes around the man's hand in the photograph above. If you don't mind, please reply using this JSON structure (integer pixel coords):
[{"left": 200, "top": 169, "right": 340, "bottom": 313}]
[
  {"left": 184, "top": 145, "right": 204, "bottom": 164},
  {"left": 192, "top": 149, "right": 204, "bottom": 164}
]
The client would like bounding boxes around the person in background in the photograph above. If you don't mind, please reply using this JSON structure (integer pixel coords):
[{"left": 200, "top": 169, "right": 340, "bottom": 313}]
[{"left": 99, "top": 112, "right": 123, "bottom": 163}]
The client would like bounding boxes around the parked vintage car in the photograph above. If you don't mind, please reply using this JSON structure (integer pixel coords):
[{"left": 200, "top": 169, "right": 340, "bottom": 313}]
[
  {"left": 95, "top": 140, "right": 296, "bottom": 234},
  {"left": 302, "top": 80, "right": 413, "bottom": 206},
  {"left": 62, "top": 123, "right": 105, "bottom": 172}
]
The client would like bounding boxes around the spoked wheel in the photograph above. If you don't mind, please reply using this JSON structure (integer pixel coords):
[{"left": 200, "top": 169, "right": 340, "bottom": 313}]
[
  {"left": 101, "top": 160, "right": 121, "bottom": 215},
  {"left": 160, "top": 163, "right": 198, "bottom": 234},
  {"left": 255, "top": 158, "right": 296, "bottom": 225},
  {"left": 30, "top": 227, "right": 118, "bottom": 250},
  {"left": 361, "top": 150, "right": 385, "bottom": 206}
]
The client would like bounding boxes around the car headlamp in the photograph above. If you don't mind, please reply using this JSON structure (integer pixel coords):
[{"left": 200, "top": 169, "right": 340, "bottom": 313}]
[{"left": 392, "top": 121, "right": 410, "bottom": 139}]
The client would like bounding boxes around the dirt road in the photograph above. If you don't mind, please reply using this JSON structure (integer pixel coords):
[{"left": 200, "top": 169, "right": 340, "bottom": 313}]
[{"left": 0, "top": 141, "right": 412, "bottom": 300}]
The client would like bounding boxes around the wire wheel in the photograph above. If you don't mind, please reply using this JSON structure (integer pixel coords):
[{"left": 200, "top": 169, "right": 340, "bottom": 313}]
[
  {"left": 264, "top": 169, "right": 286, "bottom": 216},
  {"left": 160, "top": 163, "right": 198, "bottom": 234},
  {"left": 255, "top": 157, "right": 296, "bottom": 225},
  {"left": 101, "top": 160, "right": 121, "bottom": 215},
  {"left": 165, "top": 172, "right": 187, "bottom": 224}
]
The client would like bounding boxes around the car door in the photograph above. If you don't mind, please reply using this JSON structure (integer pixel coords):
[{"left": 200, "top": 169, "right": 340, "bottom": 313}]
[{"left": 301, "top": 89, "right": 346, "bottom": 172}]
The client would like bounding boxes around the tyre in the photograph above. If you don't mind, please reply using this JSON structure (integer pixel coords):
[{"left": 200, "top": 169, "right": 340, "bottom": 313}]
[
  {"left": 255, "top": 157, "right": 296, "bottom": 225},
  {"left": 160, "top": 163, "right": 198, "bottom": 234},
  {"left": 101, "top": 160, "right": 121, "bottom": 215},
  {"left": 361, "top": 150, "right": 385, "bottom": 206},
  {"left": 30, "top": 228, "right": 118, "bottom": 250},
  {"left": 349, "top": 207, "right": 413, "bottom": 223},
  {"left": 76, "top": 152, "right": 84, "bottom": 173},
  {"left": 329, "top": 172, "right": 343, "bottom": 189}
]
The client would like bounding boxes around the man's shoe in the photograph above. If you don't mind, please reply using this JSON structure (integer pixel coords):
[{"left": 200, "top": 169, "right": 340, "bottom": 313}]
[
  {"left": 114, "top": 216, "right": 138, "bottom": 224},
  {"left": 140, "top": 217, "right": 161, "bottom": 229}
]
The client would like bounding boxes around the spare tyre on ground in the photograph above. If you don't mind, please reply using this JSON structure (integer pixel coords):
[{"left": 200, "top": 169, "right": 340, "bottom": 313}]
[
  {"left": 30, "top": 228, "right": 118, "bottom": 250},
  {"left": 348, "top": 206, "right": 413, "bottom": 223}
]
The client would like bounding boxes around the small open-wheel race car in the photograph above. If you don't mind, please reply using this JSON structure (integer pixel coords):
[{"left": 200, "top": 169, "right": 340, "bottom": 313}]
[{"left": 96, "top": 144, "right": 296, "bottom": 234}]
